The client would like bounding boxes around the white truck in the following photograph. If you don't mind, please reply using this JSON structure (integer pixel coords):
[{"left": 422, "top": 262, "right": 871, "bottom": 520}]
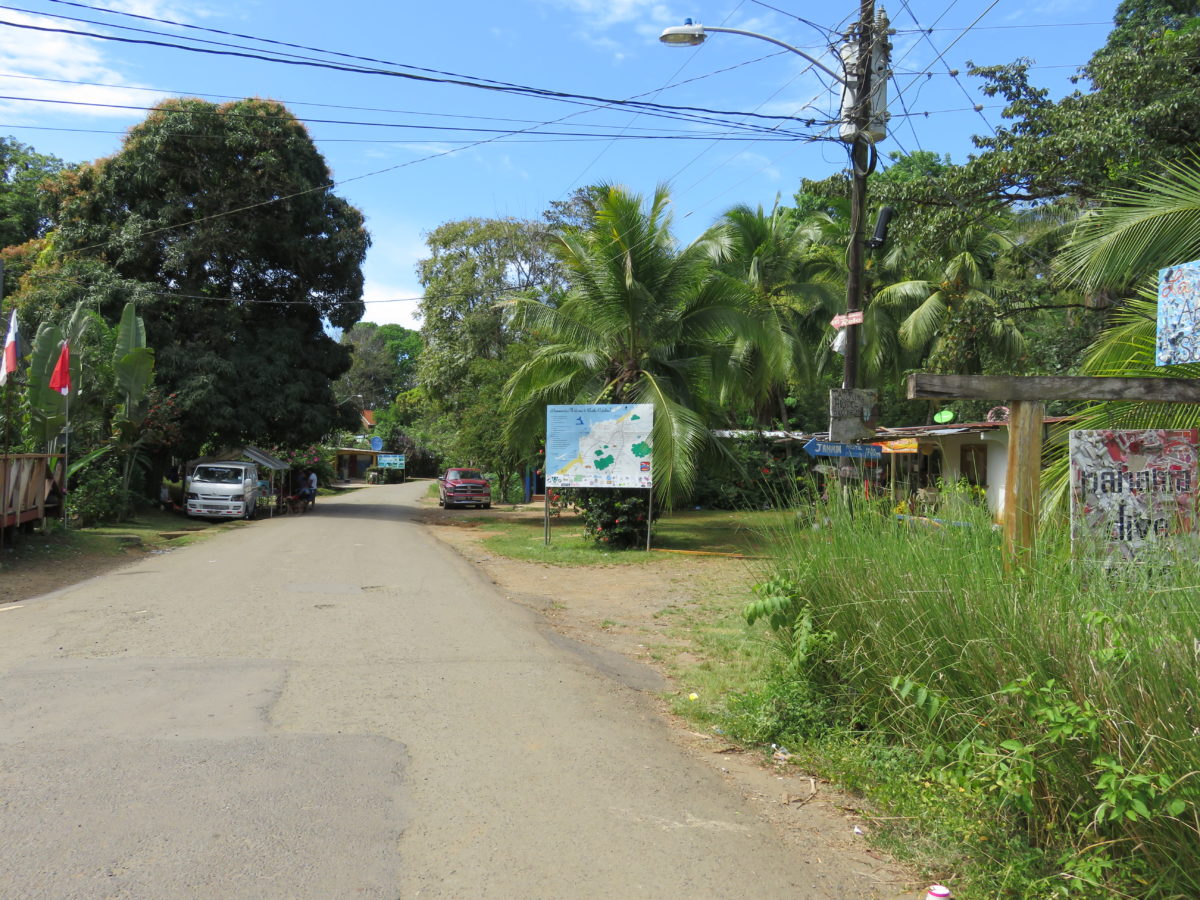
[{"left": 185, "top": 461, "right": 260, "bottom": 520}]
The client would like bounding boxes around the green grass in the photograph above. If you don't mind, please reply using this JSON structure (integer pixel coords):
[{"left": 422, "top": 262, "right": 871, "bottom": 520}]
[
  {"left": 471, "top": 507, "right": 785, "bottom": 566},
  {"left": 705, "top": 493, "right": 1200, "bottom": 899},
  {"left": 5, "top": 507, "right": 233, "bottom": 569}
]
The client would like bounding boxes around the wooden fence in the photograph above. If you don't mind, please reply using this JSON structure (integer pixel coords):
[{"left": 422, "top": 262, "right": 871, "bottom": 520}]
[{"left": 1, "top": 454, "right": 64, "bottom": 531}]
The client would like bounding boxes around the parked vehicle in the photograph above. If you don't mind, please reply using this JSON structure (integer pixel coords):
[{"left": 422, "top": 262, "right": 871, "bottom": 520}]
[
  {"left": 185, "top": 461, "right": 260, "bottom": 519},
  {"left": 438, "top": 467, "right": 491, "bottom": 509}
]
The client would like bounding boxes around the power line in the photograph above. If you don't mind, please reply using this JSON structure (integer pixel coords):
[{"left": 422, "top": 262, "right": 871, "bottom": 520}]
[
  {"left": 743, "top": 0, "right": 841, "bottom": 38},
  {"left": 0, "top": 15, "right": 839, "bottom": 132},
  {"left": 0, "top": 93, "right": 818, "bottom": 141},
  {"left": 894, "top": 20, "right": 1112, "bottom": 32},
  {"left": 891, "top": 0, "right": 999, "bottom": 138}
]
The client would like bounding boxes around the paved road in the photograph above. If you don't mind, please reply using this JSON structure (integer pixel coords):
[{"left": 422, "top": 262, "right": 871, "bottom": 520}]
[{"left": 1, "top": 482, "right": 893, "bottom": 898}]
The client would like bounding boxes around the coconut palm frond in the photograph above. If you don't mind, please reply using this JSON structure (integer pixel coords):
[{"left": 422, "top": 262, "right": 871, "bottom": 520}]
[
  {"left": 897, "top": 293, "right": 948, "bottom": 350},
  {"left": 1057, "top": 156, "right": 1200, "bottom": 292}
]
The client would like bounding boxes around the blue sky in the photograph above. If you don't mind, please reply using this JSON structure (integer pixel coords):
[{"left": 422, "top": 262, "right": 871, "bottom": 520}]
[{"left": 1, "top": 0, "right": 1117, "bottom": 329}]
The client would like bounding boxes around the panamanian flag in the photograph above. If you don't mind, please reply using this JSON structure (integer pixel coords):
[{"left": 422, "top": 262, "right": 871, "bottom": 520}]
[{"left": 0, "top": 309, "right": 19, "bottom": 386}]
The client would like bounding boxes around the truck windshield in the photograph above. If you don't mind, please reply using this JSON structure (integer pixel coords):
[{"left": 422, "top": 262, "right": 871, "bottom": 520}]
[
  {"left": 193, "top": 466, "right": 244, "bottom": 484},
  {"left": 448, "top": 470, "right": 482, "bottom": 480}
]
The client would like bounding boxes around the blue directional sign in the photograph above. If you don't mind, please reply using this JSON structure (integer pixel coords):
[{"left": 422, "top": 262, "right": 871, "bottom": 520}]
[{"left": 803, "top": 439, "right": 882, "bottom": 460}]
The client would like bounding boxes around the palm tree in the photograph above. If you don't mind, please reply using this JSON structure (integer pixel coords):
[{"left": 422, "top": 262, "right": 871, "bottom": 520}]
[
  {"left": 710, "top": 198, "right": 841, "bottom": 425},
  {"left": 502, "top": 184, "right": 789, "bottom": 506},
  {"left": 874, "top": 223, "right": 1025, "bottom": 374}
]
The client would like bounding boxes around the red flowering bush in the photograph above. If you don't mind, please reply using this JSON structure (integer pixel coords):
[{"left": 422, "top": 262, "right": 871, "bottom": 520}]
[{"left": 569, "top": 488, "right": 651, "bottom": 550}]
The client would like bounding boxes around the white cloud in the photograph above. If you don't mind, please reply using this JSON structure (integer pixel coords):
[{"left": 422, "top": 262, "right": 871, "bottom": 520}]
[
  {"left": 539, "top": 0, "right": 671, "bottom": 28},
  {"left": 359, "top": 217, "right": 428, "bottom": 329},
  {"left": 360, "top": 281, "right": 424, "bottom": 329},
  {"left": 0, "top": 11, "right": 166, "bottom": 121}
]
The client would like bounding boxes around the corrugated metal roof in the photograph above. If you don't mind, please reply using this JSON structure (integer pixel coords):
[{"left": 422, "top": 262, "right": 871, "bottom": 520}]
[{"left": 243, "top": 446, "right": 289, "bottom": 471}]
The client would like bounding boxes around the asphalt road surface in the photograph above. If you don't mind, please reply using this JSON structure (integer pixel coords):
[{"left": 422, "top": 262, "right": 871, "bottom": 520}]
[{"left": 1, "top": 482, "right": 898, "bottom": 899}]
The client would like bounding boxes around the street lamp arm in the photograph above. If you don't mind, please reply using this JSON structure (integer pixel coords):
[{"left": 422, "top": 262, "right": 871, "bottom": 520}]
[{"left": 659, "top": 23, "right": 847, "bottom": 86}]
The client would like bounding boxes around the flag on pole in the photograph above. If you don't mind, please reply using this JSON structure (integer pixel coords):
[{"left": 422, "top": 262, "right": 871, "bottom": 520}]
[
  {"left": 49, "top": 340, "right": 71, "bottom": 395},
  {"left": 1, "top": 309, "right": 18, "bottom": 386}
]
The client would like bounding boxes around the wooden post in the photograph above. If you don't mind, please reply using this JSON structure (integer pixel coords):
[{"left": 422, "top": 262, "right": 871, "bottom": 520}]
[{"left": 1003, "top": 400, "right": 1044, "bottom": 571}]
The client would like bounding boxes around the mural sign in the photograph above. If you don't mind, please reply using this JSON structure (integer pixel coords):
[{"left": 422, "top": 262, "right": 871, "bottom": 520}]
[
  {"left": 1156, "top": 260, "right": 1200, "bottom": 366},
  {"left": 1069, "top": 429, "right": 1198, "bottom": 562}
]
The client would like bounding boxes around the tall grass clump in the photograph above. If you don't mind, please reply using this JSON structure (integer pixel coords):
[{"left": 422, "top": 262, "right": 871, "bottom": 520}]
[{"left": 747, "top": 488, "right": 1200, "bottom": 898}]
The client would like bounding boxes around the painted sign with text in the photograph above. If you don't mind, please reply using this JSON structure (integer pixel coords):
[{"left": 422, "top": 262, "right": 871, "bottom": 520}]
[
  {"left": 830, "top": 310, "right": 865, "bottom": 329},
  {"left": 1069, "top": 429, "right": 1198, "bottom": 563}
]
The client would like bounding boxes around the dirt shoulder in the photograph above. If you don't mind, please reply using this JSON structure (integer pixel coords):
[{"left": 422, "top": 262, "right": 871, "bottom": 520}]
[
  {"left": 418, "top": 501, "right": 922, "bottom": 898},
  {"left": 1, "top": 536, "right": 155, "bottom": 606}
]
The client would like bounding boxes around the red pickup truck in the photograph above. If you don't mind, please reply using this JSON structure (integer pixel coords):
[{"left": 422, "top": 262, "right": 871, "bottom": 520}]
[{"left": 438, "top": 468, "right": 492, "bottom": 509}]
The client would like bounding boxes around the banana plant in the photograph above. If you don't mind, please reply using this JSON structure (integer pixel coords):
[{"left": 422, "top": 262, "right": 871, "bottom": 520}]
[
  {"left": 110, "top": 302, "right": 155, "bottom": 518},
  {"left": 26, "top": 301, "right": 90, "bottom": 452}
]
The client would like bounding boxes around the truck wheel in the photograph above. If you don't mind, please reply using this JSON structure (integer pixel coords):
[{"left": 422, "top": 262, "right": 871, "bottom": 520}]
[{"left": 482, "top": 503, "right": 491, "bottom": 509}]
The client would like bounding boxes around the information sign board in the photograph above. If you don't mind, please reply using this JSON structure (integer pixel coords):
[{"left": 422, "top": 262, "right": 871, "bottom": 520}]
[
  {"left": 545, "top": 404, "right": 653, "bottom": 488},
  {"left": 377, "top": 454, "right": 406, "bottom": 469}
]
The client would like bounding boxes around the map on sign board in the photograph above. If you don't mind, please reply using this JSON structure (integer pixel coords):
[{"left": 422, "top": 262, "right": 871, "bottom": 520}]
[
  {"left": 545, "top": 404, "right": 653, "bottom": 489},
  {"left": 1156, "top": 260, "right": 1200, "bottom": 365},
  {"left": 1070, "top": 429, "right": 1198, "bottom": 563},
  {"left": 377, "top": 454, "right": 406, "bottom": 469}
]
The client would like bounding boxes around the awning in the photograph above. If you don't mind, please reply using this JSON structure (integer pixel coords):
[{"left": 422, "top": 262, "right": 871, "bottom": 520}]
[{"left": 243, "top": 446, "right": 289, "bottom": 471}]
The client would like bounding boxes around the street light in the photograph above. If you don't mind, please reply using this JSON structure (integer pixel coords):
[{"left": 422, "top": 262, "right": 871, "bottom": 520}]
[
  {"left": 658, "top": 12, "right": 890, "bottom": 406},
  {"left": 659, "top": 21, "right": 847, "bottom": 86}
]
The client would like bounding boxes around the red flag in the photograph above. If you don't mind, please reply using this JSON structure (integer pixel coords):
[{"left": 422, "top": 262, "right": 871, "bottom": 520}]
[
  {"left": 1, "top": 309, "right": 17, "bottom": 386},
  {"left": 49, "top": 340, "right": 71, "bottom": 395}
]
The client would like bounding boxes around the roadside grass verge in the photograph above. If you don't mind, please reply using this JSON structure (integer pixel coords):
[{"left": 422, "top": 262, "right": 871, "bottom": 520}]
[
  {"left": 693, "top": 494, "right": 1200, "bottom": 899},
  {"left": 472, "top": 508, "right": 783, "bottom": 565},
  {"left": 4, "top": 507, "right": 232, "bottom": 568}
]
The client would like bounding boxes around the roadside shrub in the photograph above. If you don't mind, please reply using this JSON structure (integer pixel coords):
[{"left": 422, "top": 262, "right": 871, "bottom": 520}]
[
  {"left": 691, "top": 438, "right": 812, "bottom": 510},
  {"left": 484, "top": 471, "right": 523, "bottom": 504},
  {"left": 67, "top": 455, "right": 125, "bottom": 526},
  {"left": 570, "top": 488, "right": 649, "bottom": 549},
  {"left": 276, "top": 445, "right": 336, "bottom": 485},
  {"left": 721, "top": 669, "right": 836, "bottom": 745}
]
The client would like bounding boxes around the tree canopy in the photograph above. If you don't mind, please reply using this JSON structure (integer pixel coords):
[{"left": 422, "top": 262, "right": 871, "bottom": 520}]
[
  {"left": 30, "top": 98, "right": 369, "bottom": 456},
  {"left": 0, "top": 136, "right": 64, "bottom": 254}
]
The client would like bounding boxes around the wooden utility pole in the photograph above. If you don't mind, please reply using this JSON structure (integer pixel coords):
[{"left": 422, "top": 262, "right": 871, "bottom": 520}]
[{"left": 908, "top": 373, "right": 1200, "bottom": 570}]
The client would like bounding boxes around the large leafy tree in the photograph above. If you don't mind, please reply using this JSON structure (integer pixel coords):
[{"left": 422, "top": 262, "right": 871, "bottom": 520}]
[
  {"left": 416, "top": 216, "right": 563, "bottom": 402},
  {"left": 38, "top": 98, "right": 369, "bottom": 457},
  {"left": 929, "top": 1, "right": 1199, "bottom": 209},
  {"left": 413, "top": 216, "right": 563, "bottom": 475},
  {"left": 502, "top": 184, "right": 789, "bottom": 505},
  {"left": 0, "top": 136, "right": 65, "bottom": 255},
  {"left": 336, "top": 322, "right": 422, "bottom": 409}
]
